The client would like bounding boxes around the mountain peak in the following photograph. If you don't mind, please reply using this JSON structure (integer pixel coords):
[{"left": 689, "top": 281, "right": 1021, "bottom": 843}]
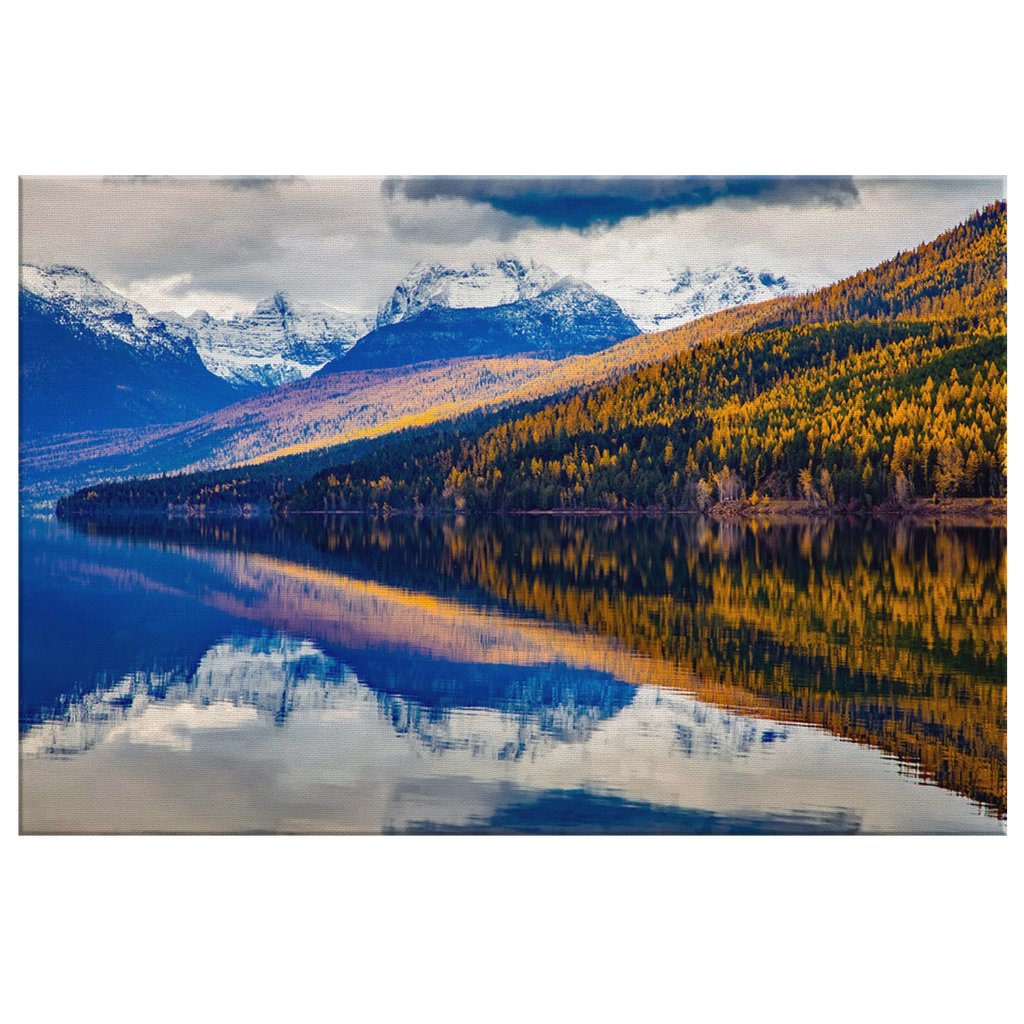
[
  {"left": 23, "top": 262, "right": 99, "bottom": 283},
  {"left": 598, "top": 263, "right": 798, "bottom": 333},
  {"left": 173, "top": 293, "right": 373, "bottom": 388},
  {"left": 21, "top": 262, "right": 118, "bottom": 303},
  {"left": 254, "top": 291, "right": 295, "bottom": 317},
  {"left": 376, "top": 258, "right": 563, "bottom": 328},
  {"left": 542, "top": 275, "right": 595, "bottom": 295},
  {"left": 19, "top": 262, "right": 196, "bottom": 360},
  {"left": 328, "top": 259, "right": 644, "bottom": 372}
]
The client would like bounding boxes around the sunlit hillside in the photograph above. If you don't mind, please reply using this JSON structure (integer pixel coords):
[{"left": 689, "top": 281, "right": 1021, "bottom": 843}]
[
  {"left": 283, "top": 203, "right": 1006, "bottom": 513},
  {"left": 56, "top": 202, "right": 1006, "bottom": 515},
  {"left": 44, "top": 290, "right": 795, "bottom": 509}
]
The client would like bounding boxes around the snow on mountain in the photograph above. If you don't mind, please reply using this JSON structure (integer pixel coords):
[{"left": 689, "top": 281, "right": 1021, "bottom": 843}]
[
  {"left": 376, "top": 258, "right": 797, "bottom": 338},
  {"left": 20, "top": 264, "right": 372, "bottom": 390},
  {"left": 20, "top": 263, "right": 198, "bottom": 361},
  {"left": 598, "top": 265, "right": 799, "bottom": 334},
  {"left": 20, "top": 259, "right": 796, "bottom": 395},
  {"left": 160, "top": 293, "right": 374, "bottom": 388},
  {"left": 334, "top": 273, "right": 640, "bottom": 372},
  {"left": 376, "top": 258, "right": 563, "bottom": 328},
  {"left": 20, "top": 264, "right": 244, "bottom": 437}
]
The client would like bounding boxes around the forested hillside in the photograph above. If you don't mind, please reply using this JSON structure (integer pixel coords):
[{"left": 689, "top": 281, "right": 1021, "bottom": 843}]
[
  {"left": 286, "top": 202, "right": 1006, "bottom": 513},
  {"left": 57, "top": 203, "right": 1007, "bottom": 516}
]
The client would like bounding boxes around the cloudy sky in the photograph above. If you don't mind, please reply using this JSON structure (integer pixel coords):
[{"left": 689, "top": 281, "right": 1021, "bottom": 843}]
[{"left": 20, "top": 175, "right": 1006, "bottom": 318}]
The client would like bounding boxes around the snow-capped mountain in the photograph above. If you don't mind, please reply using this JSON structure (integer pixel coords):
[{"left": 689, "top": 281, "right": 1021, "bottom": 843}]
[
  {"left": 20, "top": 264, "right": 374, "bottom": 390},
  {"left": 20, "top": 263, "right": 200, "bottom": 362},
  {"left": 599, "top": 264, "right": 799, "bottom": 334},
  {"left": 20, "top": 264, "right": 241, "bottom": 436},
  {"left": 376, "top": 258, "right": 563, "bottom": 328},
  {"left": 374, "top": 258, "right": 797, "bottom": 339},
  {"left": 329, "top": 273, "right": 640, "bottom": 372},
  {"left": 161, "top": 294, "right": 373, "bottom": 388},
  {"left": 21, "top": 259, "right": 795, "bottom": 392}
]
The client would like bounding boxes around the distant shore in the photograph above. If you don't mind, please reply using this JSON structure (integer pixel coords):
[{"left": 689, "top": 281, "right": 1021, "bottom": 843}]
[
  {"left": 487, "top": 497, "right": 1007, "bottom": 526},
  {"left": 51, "top": 496, "right": 1007, "bottom": 526},
  {"left": 708, "top": 496, "right": 1006, "bottom": 526}
]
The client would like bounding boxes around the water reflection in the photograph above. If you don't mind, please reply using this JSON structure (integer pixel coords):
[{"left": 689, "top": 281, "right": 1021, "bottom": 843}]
[
  {"left": 286, "top": 515, "right": 1008, "bottom": 816},
  {"left": 19, "top": 515, "right": 1006, "bottom": 833}
]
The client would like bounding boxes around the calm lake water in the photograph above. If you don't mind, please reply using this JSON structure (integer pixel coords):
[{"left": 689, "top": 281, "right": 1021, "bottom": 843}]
[{"left": 19, "top": 514, "right": 1006, "bottom": 834}]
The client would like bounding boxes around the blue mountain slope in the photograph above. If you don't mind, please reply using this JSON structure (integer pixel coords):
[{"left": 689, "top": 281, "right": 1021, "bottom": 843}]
[
  {"left": 322, "top": 279, "right": 640, "bottom": 373},
  {"left": 20, "top": 290, "right": 248, "bottom": 437}
]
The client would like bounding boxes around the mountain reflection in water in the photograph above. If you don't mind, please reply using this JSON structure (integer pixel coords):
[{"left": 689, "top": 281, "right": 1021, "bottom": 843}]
[{"left": 19, "top": 515, "right": 1006, "bottom": 834}]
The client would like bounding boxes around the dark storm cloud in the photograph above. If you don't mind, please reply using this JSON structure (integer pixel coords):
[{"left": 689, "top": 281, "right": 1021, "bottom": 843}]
[{"left": 382, "top": 176, "right": 860, "bottom": 229}]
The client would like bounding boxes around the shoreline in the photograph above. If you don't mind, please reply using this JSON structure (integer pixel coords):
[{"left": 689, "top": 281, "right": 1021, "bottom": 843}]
[
  {"left": 49, "top": 496, "right": 1007, "bottom": 527},
  {"left": 706, "top": 497, "right": 1006, "bottom": 527}
]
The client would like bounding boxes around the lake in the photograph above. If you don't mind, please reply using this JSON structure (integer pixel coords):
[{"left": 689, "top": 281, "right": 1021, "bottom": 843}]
[{"left": 19, "top": 513, "right": 1006, "bottom": 834}]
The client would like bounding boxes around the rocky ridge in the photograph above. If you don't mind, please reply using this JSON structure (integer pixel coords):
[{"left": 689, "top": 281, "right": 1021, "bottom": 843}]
[
  {"left": 376, "top": 258, "right": 562, "bottom": 327},
  {"left": 160, "top": 294, "right": 373, "bottom": 388}
]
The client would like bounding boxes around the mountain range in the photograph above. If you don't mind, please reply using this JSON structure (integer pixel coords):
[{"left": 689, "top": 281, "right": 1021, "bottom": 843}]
[
  {"left": 276, "top": 202, "right": 1006, "bottom": 516},
  {"left": 371, "top": 258, "right": 793, "bottom": 341},
  {"left": 159, "top": 294, "right": 372, "bottom": 387},
  {"left": 20, "top": 255, "right": 799, "bottom": 506}
]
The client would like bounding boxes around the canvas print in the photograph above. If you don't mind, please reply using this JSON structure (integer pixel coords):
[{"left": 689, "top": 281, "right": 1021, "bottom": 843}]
[{"left": 19, "top": 175, "right": 1006, "bottom": 834}]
